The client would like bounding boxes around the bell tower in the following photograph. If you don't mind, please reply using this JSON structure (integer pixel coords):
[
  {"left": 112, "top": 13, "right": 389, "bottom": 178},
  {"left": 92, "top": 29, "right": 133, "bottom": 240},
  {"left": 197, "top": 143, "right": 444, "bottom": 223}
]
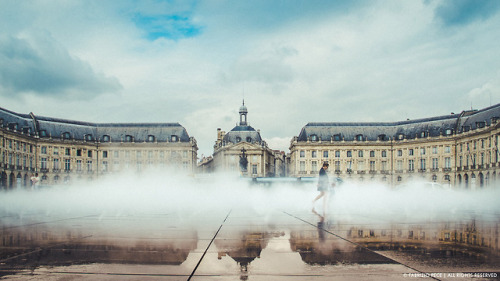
[{"left": 239, "top": 100, "right": 248, "bottom": 126}]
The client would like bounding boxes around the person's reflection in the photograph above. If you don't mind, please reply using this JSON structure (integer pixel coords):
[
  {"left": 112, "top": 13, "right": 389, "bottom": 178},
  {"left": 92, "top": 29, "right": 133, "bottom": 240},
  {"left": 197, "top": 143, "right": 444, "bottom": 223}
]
[{"left": 312, "top": 208, "right": 326, "bottom": 242}]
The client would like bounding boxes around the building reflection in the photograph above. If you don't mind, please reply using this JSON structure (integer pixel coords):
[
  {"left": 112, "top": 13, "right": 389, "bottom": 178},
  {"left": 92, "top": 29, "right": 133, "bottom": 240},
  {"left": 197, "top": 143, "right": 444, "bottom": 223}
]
[
  {"left": 0, "top": 221, "right": 198, "bottom": 267},
  {"left": 290, "top": 217, "right": 500, "bottom": 266},
  {"left": 215, "top": 230, "right": 284, "bottom": 280}
]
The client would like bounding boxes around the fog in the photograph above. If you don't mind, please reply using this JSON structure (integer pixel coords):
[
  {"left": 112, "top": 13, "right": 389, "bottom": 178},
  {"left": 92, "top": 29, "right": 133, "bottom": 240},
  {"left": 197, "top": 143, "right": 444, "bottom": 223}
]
[{"left": 1, "top": 170, "right": 499, "bottom": 225}]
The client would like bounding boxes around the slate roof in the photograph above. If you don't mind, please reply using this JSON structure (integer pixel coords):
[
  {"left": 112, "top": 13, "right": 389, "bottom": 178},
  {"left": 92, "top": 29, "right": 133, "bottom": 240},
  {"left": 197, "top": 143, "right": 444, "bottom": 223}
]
[
  {"left": 0, "top": 107, "right": 192, "bottom": 143},
  {"left": 297, "top": 104, "right": 500, "bottom": 142},
  {"left": 222, "top": 125, "right": 263, "bottom": 144}
]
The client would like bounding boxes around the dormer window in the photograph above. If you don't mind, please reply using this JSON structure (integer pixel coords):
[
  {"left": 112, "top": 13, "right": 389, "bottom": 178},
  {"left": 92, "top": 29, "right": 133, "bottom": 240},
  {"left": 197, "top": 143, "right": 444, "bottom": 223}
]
[
  {"left": 171, "top": 135, "right": 178, "bottom": 142},
  {"left": 147, "top": 135, "right": 155, "bottom": 142},
  {"left": 236, "top": 137, "right": 241, "bottom": 143},
  {"left": 378, "top": 134, "right": 386, "bottom": 141},
  {"left": 85, "top": 134, "right": 93, "bottom": 141},
  {"left": 463, "top": 126, "right": 470, "bottom": 132},
  {"left": 420, "top": 131, "right": 427, "bottom": 138},
  {"left": 398, "top": 134, "right": 405, "bottom": 140},
  {"left": 39, "top": 130, "right": 47, "bottom": 137},
  {"left": 8, "top": 123, "right": 18, "bottom": 130},
  {"left": 333, "top": 134, "right": 341, "bottom": 141},
  {"left": 246, "top": 137, "right": 252, "bottom": 142},
  {"left": 125, "top": 135, "right": 133, "bottom": 142},
  {"left": 310, "top": 134, "right": 318, "bottom": 142},
  {"left": 62, "top": 132, "right": 71, "bottom": 139},
  {"left": 102, "top": 135, "right": 111, "bottom": 142},
  {"left": 476, "top": 122, "right": 485, "bottom": 128},
  {"left": 445, "top": 129, "right": 453, "bottom": 136},
  {"left": 356, "top": 134, "right": 363, "bottom": 141}
]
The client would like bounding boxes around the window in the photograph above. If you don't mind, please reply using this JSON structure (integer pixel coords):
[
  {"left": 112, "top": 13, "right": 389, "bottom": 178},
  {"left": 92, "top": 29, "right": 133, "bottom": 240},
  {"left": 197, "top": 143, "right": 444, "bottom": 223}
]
[
  {"left": 53, "top": 147, "right": 59, "bottom": 155},
  {"left": 103, "top": 151, "right": 108, "bottom": 158},
  {"left": 312, "top": 161, "right": 317, "bottom": 172},
  {"left": 378, "top": 134, "right": 386, "bottom": 141},
  {"left": 85, "top": 134, "right": 93, "bottom": 141},
  {"left": 41, "top": 158, "right": 47, "bottom": 169},
  {"left": 171, "top": 135, "right": 178, "bottom": 142},
  {"left": 445, "top": 157, "right": 451, "bottom": 169},
  {"left": 299, "top": 161, "right": 305, "bottom": 172},
  {"left": 409, "top": 149, "right": 414, "bottom": 156},
  {"left": 370, "top": 161, "right": 376, "bottom": 171},
  {"left": 381, "top": 150, "right": 387, "bottom": 157},
  {"left": 408, "top": 160, "right": 414, "bottom": 171},
  {"left": 246, "top": 137, "right": 252, "bottom": 142},
  {"left": 397, "top": 134, "right": 404, "bottom": 140},
  {"left": 420, "top": 159, "right": 426, "bottom": 170},
  {"left": 381, "top": 161, "right": 387, "bottom": 171},
  {"left": 420, "top": 148, "right": 425, "bottom": 155},
  {"left": 333, "top": 134, "right": 341, "bottom": 141},
  {"left": 64, "top": 159, "right": 70, "bottom": 171},
  {"left": 397, "top": 160, "right": 403, "bottom": 171},
  {"left": 444, "top": 146, "right": 451, "bottom": 153},
  {"left": 335, "top": 151, "right": 340, "bottom": 158},
  {"left": 397, "top": 176, "right": 402, "bottom": 182},
  {"left": 358, "top": 150, "right": 363, "bottom": 157},
  {"left": 432, "top": 147, "right": 437, "bottom": 154},
  {"left": 356, "top": 134, "right": 363, "bottom": 141},
  {"left": 323, "top": 151, "right": 328, "bottom": 158},
  {"left": 41, "top": 146, "right": 47, "bottom": 154},
  {"left": 53, "top": 158, "right": 60, "bottom": 170},
  {"left": 397, "top": 150, "right": 402, "bottom": 157},
  {"left": 76, "top": 160, "right": 82, "bottom": 171},
  {"left": 335, "top": 161, "right": 340, "bottom": 171},
  {"left": 87, "top": 160, "right": 92, "bottom": 172},
  {"left": 347, "top": 151, "right": 352, "bottom": 157},
  {"left": 432, "top": 158, "right": 438, "bottom": 169},
  {"left": 236, "top": 137, "right": 241, "bottom": 142},
  {"left": 125, "top": 135, "right": 133, "bottom": 142},
  {"left": 77, "top": 149, "right": 82, "bottom": 156},
  {"left": 147, "top": 135, "right": 155, "bottom": 142},
  {"left": 39, "top": 130, "right": 47, "bottom": 137},
  {"left": 62, "top": 132, "right": 71, "bottom": 139},
  {"left": 252, "top": 164, "right": 258, "bottom": 175},
  {"left": 311, "top": 151, "right": 317, "bottom": 158},
  {"left": 300, "top": 151, "right": 305, "bottom": 158},
  {"left": 370, "top": 151, "right": 375, "bottom": 157},
  {"left": 310, "top": 134, "right": 318, "bottom": 142},
  {"left": 102, "top": 161, "right": 108, "bottom": 172},
  {"left": 445, "top": 129, "right": 452, "bottom": 136},
  {"left": 114, "top": 151, "right": 119, "bottom": 158},
  {"left": 102, "top": 135, "right": 111, "bottom": 142},
  {"left": 88, "top": 150, "right": 92, "bottom": 157},
  {"left": 357, "top": 161, "right": 364, "bottom": 171},
  {"left": 432, "top": 175, "right": 437, "bottom": 181},
  {"left": 65, "top": 148, "right": 71, "bottom": 156},
  {"left": 420, "top": 131, "right": 427, "bottom": 138}
]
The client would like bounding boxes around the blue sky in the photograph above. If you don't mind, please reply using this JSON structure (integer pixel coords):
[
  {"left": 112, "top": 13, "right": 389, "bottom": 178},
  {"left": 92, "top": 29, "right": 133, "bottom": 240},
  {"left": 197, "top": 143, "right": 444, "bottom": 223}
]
[{"left": 1, "top": 0, "right": 500, "bottom": 157}]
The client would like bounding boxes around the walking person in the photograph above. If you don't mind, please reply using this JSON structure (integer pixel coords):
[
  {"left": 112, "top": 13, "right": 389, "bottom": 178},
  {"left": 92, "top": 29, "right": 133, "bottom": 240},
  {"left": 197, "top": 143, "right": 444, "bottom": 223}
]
[{"left": 313, "top": 162, "right": 334, "bottom": 213}]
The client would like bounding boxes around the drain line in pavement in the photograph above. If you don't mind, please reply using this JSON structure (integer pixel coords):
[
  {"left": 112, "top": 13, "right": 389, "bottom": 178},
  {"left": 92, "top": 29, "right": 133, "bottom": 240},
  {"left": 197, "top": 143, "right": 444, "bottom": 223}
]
[
  {"left": 187, "top": 210, "right": 232, "bottom": 281},
  {"left": 283, "top": 211, "right": 442, "bottom": 281}
]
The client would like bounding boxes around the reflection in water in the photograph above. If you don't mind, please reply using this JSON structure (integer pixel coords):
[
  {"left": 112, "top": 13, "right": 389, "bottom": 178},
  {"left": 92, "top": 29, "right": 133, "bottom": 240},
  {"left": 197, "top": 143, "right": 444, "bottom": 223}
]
[
  {"left": 0, "top": 217, "right": 197, "bottom": 271},
  {"left": 290, "top": 211, "right": 500, "bottom": 268},
  {"left": 215, "top": 230, "right": 284, "bottom": 280}
]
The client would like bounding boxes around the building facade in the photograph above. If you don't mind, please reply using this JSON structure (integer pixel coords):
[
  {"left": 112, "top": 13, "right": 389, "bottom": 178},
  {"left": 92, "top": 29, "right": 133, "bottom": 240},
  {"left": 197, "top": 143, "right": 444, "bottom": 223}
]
[
  {"left": 0, "top": 107, "right": 198, "bottom": 189},
  {"left": 289, "top": 104, "right": 500, "bottom": 188},
  {"left": 204, "top": 102, "right": 285, "bottom": 177}
]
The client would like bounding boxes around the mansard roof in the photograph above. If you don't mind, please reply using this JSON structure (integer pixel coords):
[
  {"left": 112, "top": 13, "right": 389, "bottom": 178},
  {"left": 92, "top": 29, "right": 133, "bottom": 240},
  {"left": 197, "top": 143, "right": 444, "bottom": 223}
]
[
  {"left": 297, "top": 104, "right": 500, "bottom": 142},
  {"left": 222, "top": 125, "right": 263, "bottom": 144},
  {"left": 0, "top": 107, "right": 192, "bottom": 143}
]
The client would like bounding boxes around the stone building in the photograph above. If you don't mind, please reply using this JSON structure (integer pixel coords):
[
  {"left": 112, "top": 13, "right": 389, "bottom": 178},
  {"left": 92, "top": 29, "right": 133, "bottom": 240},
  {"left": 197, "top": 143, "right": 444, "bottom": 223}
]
[
  {"left": 206, "top": 102, "right": 284, "bottom": 177},
  {"left": 0, "top": 106, "right": 198, "bottom": 189},
  {"left": 289, "top": 104, "right": 500, "bottom": 188}
]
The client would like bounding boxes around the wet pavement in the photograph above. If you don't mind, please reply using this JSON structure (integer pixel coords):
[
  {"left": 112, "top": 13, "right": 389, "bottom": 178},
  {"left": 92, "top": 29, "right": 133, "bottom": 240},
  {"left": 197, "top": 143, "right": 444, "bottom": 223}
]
[{"left": 1, "top": 206, "right": 499, "bottom": 280}]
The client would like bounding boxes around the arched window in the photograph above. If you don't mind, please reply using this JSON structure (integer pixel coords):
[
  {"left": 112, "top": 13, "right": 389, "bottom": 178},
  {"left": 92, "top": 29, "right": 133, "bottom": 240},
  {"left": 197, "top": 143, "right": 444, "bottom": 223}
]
[
  {"left": 445, "top": 129, "right": 452, "bottom": 136},
  {"left": 102, "top": 135, "right": 111, "bottom": 142},
  {"left": 246, "top": 137, "right": 252, "bottom": 142},
  {"left": 171, "top": 135, "right": 178, "bottom": 142},
  {"left": 236, "top": 137, "right": 241, "bottom": 143},
  {"left": 85, "top": 134, "right": 93, "bottom": 141},
  {"left": 356, "top": 134, "right": 363, "bottom": 141},
  {"left": 125, "top": 135, "right": 133, "bottom": 142},
  {"left": 398, "top": 134, "right": 404, "bottom": 140},
  {"left": 310, "top": 134, "right": 318, "bottom": 142},
  {"left": 147, "top": 135, "right": 155, "bottom": 142},
  {"left": 420, "top": 131, "right": 427, "bottom": 138}
]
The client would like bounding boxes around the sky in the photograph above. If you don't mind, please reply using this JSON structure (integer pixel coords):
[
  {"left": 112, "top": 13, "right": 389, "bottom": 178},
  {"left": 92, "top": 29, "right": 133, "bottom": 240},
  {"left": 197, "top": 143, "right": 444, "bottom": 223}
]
[{"left": 1, "top": 0, "right": 500, "bottom": 158}]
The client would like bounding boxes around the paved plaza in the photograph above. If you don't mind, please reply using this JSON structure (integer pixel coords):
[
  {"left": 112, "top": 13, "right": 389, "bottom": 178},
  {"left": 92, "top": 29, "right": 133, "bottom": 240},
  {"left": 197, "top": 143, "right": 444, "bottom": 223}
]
[{"left": 1, "top": 181, "right": 499, "bottom": 280}]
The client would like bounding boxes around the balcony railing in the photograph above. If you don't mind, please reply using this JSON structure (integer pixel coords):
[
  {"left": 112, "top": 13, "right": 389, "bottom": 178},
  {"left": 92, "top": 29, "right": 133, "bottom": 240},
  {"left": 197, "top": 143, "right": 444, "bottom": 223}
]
[
  {"left": 443, "top": 168, "right": 452, "bottom": 172},
  {"left": 418, "top": 169, "right": 426, "bottom": 173},
  {"left": 431, "top": 168, "right": 439, "bottom": 172},
  {"left": 381, "top": 170, "right": 390, "bottom": 175},
  {"left": 41, "top": 168, "right": 49, "bottom": 173},
  {"left": 357, "top": 170, "right": 365, "bottom": 174},
  {"left": 408, "top": 169, "right": 415, "bottom": 173}
]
